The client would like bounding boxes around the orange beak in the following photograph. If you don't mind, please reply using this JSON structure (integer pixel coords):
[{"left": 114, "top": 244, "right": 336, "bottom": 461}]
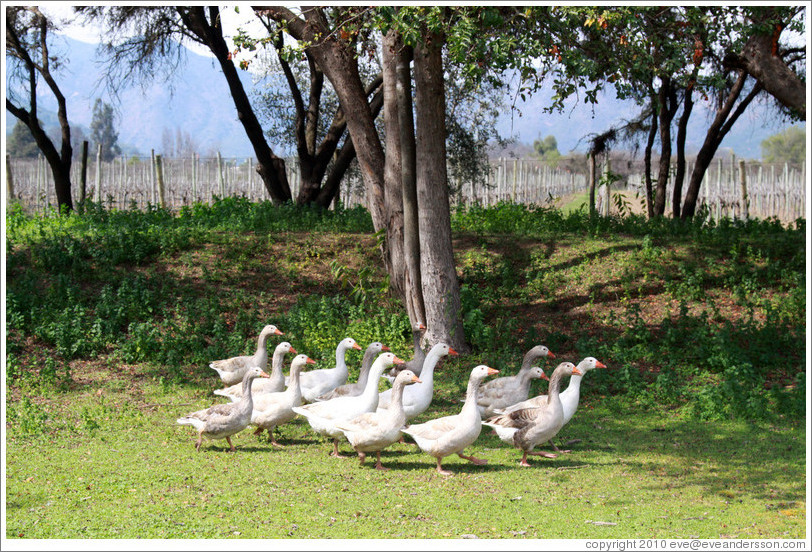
[
  {"left": 486, "top": 367, "right": 500, "bottom": 376},
  {"left": 352, "top": 343, "right": 363, "bottom": 351},
  {"left": 393, "top": 355, "right": 405, "bottom": 365},
  {"left": 541, "top": 372, "right": 550, "bottom": 381},
  {"left": 274, "top": 328, "right": 284, "bottom": 335},
  {"left": 418, "top": 323, "right": 426, "bottom": 330},
  {"left": 596, "top": 360, "right": 607, "bottom": 368},
  {"left": 448, "top": 347, "right": 460, "bottom": 356},
  {"left": 381, "top": 345, "right": 391, "bottom": 352},
  {"left": 547, "top": 351, "right": 556, "bottom": 359},
  {"left": 289, "top": 346, "right": 298, "bottom": 355},
  {"left": 305, "top": 357, "right": 317, "bottom": 365},
  {"left": 260, "top": 370, "right": 271, "bottom": 378},
  {"left": 572, "top": 367, "right": 582, "bottom": 376},
  {"left": 412, "top": 376, "right": 422, "bottom": 384}
]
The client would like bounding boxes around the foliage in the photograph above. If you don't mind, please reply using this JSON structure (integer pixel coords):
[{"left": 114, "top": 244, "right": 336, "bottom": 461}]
[
  {"left": 6, "top": 120, "right": 41, "bottom": 158},
  {"left": 90, "top": 98, "right": 121, "bottom": 161},
  {"left": 760, "top": 125, "right": 806, "bottom": 168},
  {"left": 532, "top": 134, "right": 561, "bottom": 166}
]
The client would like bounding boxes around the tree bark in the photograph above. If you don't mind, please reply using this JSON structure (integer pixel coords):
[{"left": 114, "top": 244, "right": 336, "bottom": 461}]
[
  {"left": 653, "top": 77, "right": 678, "bottom": 216},
  {"left": 672, "top": 86, "right": 694, "bottom": 219},
  {"left": 681, "top": 70, "right": 763, "bottom": 219},
  {"left": 643, "top": 103, "right": 658, "bottom": 219},
  {"left": 724, "top": 24, "right": 805, "bottom": 119},
  {"left": 414, "top": 31, "right": 468, "bottom": 352}
]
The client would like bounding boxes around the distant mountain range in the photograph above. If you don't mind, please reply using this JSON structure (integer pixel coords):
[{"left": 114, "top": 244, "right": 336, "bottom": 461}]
[{"left": 5, "top": 35, "right": 801, "bottom": 160}]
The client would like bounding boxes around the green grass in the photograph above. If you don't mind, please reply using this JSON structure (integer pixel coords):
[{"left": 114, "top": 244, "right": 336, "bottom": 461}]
[
  {"left": 5, "top": 372, "right": 805, "bottom": 539},
  {"left": 4, "top": 199, "right": 807, "bottom": 539}
]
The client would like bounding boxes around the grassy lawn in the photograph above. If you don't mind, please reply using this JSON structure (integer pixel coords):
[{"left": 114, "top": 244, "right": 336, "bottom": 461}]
[{"left": 4, "top": 200, "right": 807, "bottom": 541}]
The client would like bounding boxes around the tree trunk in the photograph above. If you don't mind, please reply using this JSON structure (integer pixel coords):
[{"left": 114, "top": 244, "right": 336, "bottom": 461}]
[
  {"left": 672, "top": 86, "right": 694, "bottom": 219},
  {"left": 725, "top": 24, "right": 805, "bottom": 119},
  {"left": 414, "top": 31, "right": 468, "bottom": 352},
  {"left": 681, "top": 71, "right": 762, "bottom": 219},
  {"left": 653, "top": 77, "right": 677, "bottom": 216},
  {"left": 643, "top": 104, "right": 658, "bottom": 219},
  {"left": 382, "top": 30, "right": 408, "bottom": 303}
]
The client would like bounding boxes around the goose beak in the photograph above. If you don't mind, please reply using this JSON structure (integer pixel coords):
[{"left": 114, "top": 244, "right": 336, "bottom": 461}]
[
  {"left": 260, "top": 370, "right": 271, "bottom": 378},
  {"left": 412, "top": 376, "right": 422, "bottom": 384},
  {"left": 289, "top": 346, "right": 298, "bottom": 355},
  {"left": 393, "top": 355, "right": 406, "bottom": 365},
  {"left": 486, "top": 367, "right": 500, "bottom": 376},
  {"left": 306, "top": 357, "right": 317, "bottom": 365},
  {"left": 352, "top": 343, "right": 363, "bottom": 351},
  {"left": 572, "top": 367, "right": 582, "bottom": 376},
  {"left": 541, "top": 372, "right": 550, "bottom": 381},
  {"left": 273, "top": 328, "right": 284, "bottom": 335},
  {"left": 547, "top": 351, "right": 556, "bottom": 359},
  {"left": 596, "top": 360, "right": 607, "bottom": 368},
  {"left": 448, "top": 347, "right": 460, "bottom": 356},
  {"left": 381, "top": 345, "right": 391, "bottom": 352}
]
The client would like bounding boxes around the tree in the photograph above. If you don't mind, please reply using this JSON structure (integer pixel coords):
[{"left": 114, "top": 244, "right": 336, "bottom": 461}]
[
  {"left": 533, "top": 135, "right": 561, "bottom": 166},
  {"left": 90, "top": 98, "right": 121, "bottom": 161},
  {"left": 6, "top": 120, "right": 41, "bottom": 158},
  {"left": 761, "top": 126, "right": 806, "bottom": 168},
  {"left": 6, "top": 6, "right": 74, "bottom": 212},
  {"left": 80, "top": 6, "right": 293, "bottom": 204}
]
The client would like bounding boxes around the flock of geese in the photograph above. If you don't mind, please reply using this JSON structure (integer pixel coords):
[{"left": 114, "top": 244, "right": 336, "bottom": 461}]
[{"left": 177, "top": 323, "right": 607, "bottom": 475}]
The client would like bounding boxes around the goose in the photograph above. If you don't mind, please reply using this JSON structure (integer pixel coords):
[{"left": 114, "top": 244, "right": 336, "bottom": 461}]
[
  {"left": 177, "top": 366, "right": 270, "bottom": 452},
  {"left": 251, "top": 354, "right": 316, "bottom": 447},
  {"left": 377, "top": 342, "right": 459, "bottom": 421},
  {"left": 209, "top": 324, "right": 284, "bottom": 386},
  {"left": 293, "top": 352, "right": 404, "bottom": 457},
  {"left": 214, "top": 341, "right": 296, "bottom": 402},
  {"left": 484, "top": 362, "right": 580, "bottom": 466},
  {"left": 401, "top": 365, "right": 499, "bottom": 475},
  {"left": 294, "top": 337, "right": 363, "bottom": 403},
  {"left": 475, "top": 344, "right": 555, "bottom": 418},
  {"left": 476, "top": 366, "right": 549, "bottom": 419},
  {"left": 383, "top": 322, "right": 427, "bottom": 383},
  {"left": 334, "top": 369, "right": 422, "bottom": 470},
  {"left": 315, "top": 341, "right": 390, "bottom": 401},
  {"left": 495, "top": 356, "right": 607, "bottom": 453}
]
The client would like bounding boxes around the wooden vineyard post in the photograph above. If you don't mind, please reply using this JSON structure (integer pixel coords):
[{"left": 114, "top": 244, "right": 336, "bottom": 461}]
[
  {"left": 94, "top": 143, "right": 102, "bottom": 203},
  {"left": 738, "top": 159, "right": 749, "bottom": 221},
  {"left": 5, "top": 154, "right": 15, "bottom": 204},
  {"left": 217, "top": 152, "right": 225, "bottom": 198},
  {"left": 79, "top": 141, "right": 88, "bottom": 210},
  {"left": 155, "top": 154, "right": 166, "bottom": 208}
]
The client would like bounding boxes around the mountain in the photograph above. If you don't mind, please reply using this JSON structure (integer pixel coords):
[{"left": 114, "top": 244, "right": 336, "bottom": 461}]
[{"left": 6, "top": 35, "right": 802, "bottom": 160}]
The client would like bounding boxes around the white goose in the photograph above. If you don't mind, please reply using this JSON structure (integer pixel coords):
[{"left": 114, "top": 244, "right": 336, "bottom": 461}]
[
  {"left": 293, "top": 337, "right": 363, "bottom": 403},
  {"left": 475, "top": 345, "right": 555, "bottom": 418},
  {"left": 209, "top": 324, "right": 284, "bottom": 386},
  {"left": 214, "top": 341, "right": 296, "bottom": 402},
  {"left": 335, "top": 369, "right": 421, "bottom": 470},
  {"left": 496, "top": 356, "right": 607, "bottom": 452},
  {"left": 476, "top": 366, "right": 549, "bottom": 419},
  {"left": 177, "top": 366, "right": 270, "bottom": 452},
  {"left": 315, "top": 341, "right": 389, "bottom": 401},
  {"left": 251, "top": 354, "right": 316, "bottom": 447},
  {"left": 293, "top": 352, "right": 404, "bottom": 457},
  {"left": 484, "top": 361, "right": 580, "bottom": 466},
  {"left": 401, "top": 365, "right": 499, "bottom": 475},
  {"left": 383, "top": 322, "right": 427, "bottom": 383},
  {"left": 377, "top": 342, "right": 459, "bottom": 420}
]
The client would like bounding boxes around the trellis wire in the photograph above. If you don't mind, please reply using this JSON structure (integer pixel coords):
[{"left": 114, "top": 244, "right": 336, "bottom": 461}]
[{"left": 5, "top": 154, "right": 806, "bottom": 223}]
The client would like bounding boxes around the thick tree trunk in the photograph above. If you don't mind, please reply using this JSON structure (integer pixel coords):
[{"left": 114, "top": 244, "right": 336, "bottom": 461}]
[
  {"left": 382, "top": 30, "right": 408, "bottom": 303},
  {"left": 681, "top": 71, "right": 762, "bottom": 219},
  {"left": 414, "top": 31, "right": 468, "bottom": 352},
  {"left": 725, "top": 26, "right": 805, "bottom": 119},
  {"left": 395, "top": 37, "right": 425, "bottom": 328}
]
